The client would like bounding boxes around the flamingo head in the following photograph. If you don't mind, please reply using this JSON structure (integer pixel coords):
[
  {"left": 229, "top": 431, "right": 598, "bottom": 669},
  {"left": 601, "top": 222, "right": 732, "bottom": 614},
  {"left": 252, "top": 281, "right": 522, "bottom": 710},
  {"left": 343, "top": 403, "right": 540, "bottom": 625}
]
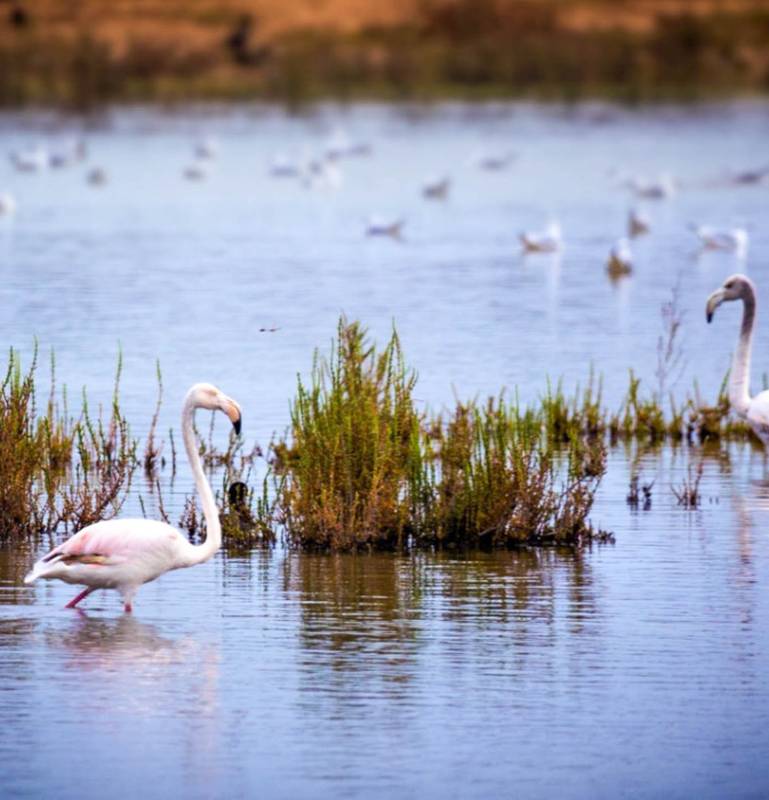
[
  {"left": 706, "top": 274, "right": 754, "bottom": 323},
  {"left": 188, "top": 383, "right": 242, "bottom": 434}
]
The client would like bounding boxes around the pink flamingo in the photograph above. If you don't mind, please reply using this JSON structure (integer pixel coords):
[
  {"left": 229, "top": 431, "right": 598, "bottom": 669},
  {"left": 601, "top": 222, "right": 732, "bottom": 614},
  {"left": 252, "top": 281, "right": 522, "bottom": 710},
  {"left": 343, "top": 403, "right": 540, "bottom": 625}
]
[{"left": 24, "top": 383, "right": 242, "bottom": 612}]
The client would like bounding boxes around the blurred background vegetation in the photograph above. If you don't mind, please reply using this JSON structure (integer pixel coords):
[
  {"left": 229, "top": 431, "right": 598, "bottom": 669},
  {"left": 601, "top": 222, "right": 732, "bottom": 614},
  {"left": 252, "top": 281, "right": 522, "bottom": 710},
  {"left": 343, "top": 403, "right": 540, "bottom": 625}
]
[{"left": 0, "top": 0, "right": 768, "bottom": 107}]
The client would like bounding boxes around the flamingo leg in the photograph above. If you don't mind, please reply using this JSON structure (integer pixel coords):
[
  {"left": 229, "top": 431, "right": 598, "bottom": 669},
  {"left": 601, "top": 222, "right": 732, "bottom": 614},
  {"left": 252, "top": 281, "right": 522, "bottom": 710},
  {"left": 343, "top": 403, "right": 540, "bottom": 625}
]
[
  {"left": 65, "top": 587, "right": 95, "bottom": 609},
  {"left": 124, "top": 601, "right": 133, "bottom": 613}
]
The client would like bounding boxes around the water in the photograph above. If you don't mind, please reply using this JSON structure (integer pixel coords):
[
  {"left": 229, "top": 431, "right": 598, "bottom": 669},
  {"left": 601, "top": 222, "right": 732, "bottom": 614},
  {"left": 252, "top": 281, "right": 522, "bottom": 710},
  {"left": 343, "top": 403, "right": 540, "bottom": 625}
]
[{"left": 1, "top": 102, "right": 769, "bottom": 798}]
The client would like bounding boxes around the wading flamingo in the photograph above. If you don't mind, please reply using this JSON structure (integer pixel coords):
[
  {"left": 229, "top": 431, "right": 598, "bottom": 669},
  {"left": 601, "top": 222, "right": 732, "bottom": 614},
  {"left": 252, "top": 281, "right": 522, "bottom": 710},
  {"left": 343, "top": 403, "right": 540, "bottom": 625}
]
[
  {"left": 706, "top": 275, "right": 769, "bottom": 447},
  {"left": 24, "top": 383, "right": 242, "bottom": 612}
]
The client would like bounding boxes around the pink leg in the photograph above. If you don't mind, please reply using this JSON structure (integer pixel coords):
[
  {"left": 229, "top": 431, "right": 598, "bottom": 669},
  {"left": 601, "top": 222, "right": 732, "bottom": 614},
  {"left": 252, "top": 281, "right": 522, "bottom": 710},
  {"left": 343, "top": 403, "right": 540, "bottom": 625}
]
[
  {"left": 65, "top": 587, "right": 95, "bottom": 609},
  {"left": 124, "top": 601, "right": 133, "bottom": 613}
]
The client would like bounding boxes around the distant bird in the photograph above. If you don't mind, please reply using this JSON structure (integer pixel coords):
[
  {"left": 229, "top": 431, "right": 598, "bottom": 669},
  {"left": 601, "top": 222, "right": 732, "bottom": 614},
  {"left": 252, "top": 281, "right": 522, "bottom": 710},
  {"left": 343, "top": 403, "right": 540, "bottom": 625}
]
[
  {"left": 422, "top": 176, "right": 450, "bottom": 200},
  {"left": 195, "top": 138, "right": 218, "bottom": 160},
  {"left": 10, "top": 146, "right": 47, "bottom": 173},
  {"left": 628, "top": 207, "right": 650, "bottom": 237},
  {"left": 690, "top": 224, "right": 748, "bottom": 257},
  {"left": 183, "top": 164, "right": 207, "bottom": 181},
  {"left": 475, "top": 152, "right": 515, "bottom": 171},
  {"left": 366, "top": 216, "right": 405, "bottom": 239},
  {"left": 24, "top": 383, "right": 242, "bottom": 612},
  {"left": 520, "top": 221, "right": 562, "bottom": 253},
  {"left": 0, "top": 192, "right": 16, "bottom": 215},
  {"left": 626, "top": 173, "right": 675, "bottom": 199},
  {"left": 86, "top": 167, "right": 107, "bottom": 187},
  {"left": 706, "top": 275, "right": 769, "bottom": 448},
  {"left": 607, "top": 238, "right": 633, "bottom": 277},
  {"left": 729, "top": 166, "right": 769, "bottom": 186}
]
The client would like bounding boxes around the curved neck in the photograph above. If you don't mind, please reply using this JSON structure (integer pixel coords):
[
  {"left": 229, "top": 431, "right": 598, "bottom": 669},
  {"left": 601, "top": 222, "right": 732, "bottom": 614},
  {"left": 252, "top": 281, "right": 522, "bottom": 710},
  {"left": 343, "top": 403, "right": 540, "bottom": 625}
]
[
  {"left": 730, "top": 289, "right": 756, "bottom": 418},
  {"left": 181, "top": 401, "right": 221, "bottom": 566}
]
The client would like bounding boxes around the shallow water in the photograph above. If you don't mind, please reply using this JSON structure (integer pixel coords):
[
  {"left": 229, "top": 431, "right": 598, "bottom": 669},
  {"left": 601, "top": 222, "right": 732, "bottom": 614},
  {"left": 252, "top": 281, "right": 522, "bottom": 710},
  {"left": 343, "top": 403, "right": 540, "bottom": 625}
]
[{"left": 1, "top": 102, "right": 769, "bottom": 798}]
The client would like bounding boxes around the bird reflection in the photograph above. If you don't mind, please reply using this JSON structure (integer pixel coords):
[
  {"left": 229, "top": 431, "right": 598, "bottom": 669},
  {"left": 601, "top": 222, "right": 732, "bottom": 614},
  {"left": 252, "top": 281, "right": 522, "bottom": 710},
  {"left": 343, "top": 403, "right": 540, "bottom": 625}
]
[{"left": 44, "top": 612, "right": 207, "bottom": 675}]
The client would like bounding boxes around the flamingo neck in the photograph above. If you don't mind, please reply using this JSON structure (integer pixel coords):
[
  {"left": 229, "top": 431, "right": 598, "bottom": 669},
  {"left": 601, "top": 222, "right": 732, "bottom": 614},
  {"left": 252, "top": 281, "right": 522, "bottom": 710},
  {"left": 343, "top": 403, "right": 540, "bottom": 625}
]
[
  {"left": 181, "top": 401, "right": 221, "bottom": 566},
  {"left": 730, "top": 289, "right": 756, "bottom": 419}
]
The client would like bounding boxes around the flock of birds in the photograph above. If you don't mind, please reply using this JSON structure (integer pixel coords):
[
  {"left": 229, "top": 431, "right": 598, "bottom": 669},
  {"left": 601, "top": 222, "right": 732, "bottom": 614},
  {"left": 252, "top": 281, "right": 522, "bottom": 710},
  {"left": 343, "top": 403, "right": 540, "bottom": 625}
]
[
  {"left": 1, "top": 128, "right": 761, "bottom": 275},
  {"left": 4, "top": 123, "right": 767, "bottom": 612}
]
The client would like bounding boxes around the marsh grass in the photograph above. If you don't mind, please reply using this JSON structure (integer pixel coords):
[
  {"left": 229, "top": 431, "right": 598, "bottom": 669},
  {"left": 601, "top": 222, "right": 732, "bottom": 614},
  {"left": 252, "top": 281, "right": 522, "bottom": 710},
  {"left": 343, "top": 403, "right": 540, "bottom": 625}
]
[
  {"left": 672, "top": 461, "right": 704, "bottom": 509},
  {"left": 1, "top": 318, "right": 759, "bottom": 548},
  {"left": 0, "top": 347, "right": 136, "bottom": 542},
  {"left": 252, "top": 319, "right": 609, "bottom": 551}
]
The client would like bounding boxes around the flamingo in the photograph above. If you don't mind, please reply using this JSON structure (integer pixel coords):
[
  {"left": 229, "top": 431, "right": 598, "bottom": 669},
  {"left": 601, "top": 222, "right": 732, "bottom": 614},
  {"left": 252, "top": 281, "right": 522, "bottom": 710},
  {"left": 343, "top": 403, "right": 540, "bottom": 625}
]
[
  {"left": 706, "top": 275, "right": 769, "bottom": 447},
  {"left": 24, "top": 383, "right": 242, "bottom": 612}
]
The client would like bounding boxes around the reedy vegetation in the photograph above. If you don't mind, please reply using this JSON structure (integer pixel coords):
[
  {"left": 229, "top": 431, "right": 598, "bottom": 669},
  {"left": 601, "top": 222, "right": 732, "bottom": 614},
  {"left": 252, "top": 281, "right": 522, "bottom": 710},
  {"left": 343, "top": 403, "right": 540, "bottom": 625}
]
[
  {"left": 0, "top": 319, "right": 759, "bottom": 548},
  {"left": 0, "top": 347, "right": 135, "bottom": 543},
  {"left": 259, "top": 320, "right": 607, "bottom": 549}
]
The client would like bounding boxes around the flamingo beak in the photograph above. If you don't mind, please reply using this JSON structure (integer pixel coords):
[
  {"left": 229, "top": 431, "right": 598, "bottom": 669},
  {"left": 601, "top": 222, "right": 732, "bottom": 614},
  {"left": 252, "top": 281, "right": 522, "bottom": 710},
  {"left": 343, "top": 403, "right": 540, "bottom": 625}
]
[
  {"left": 222, "top": 397, "right": 242, "bottom": 435},
  {"left": 706, "top": 288, "right": 726, "bottom": 323}
]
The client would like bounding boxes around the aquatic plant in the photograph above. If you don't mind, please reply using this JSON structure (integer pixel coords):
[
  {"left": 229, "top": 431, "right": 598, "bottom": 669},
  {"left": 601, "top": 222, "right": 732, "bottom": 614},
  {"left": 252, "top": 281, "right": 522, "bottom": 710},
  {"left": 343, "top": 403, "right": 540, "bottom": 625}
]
[
  {"left": 0, "top": 347, "right": 137, "bottom": 542},
  {"left": 255, "top": 319, "right": 609, "bottom": 550},
  {"left": 672, "top": 461, "right": 704, "bottom": 509}
]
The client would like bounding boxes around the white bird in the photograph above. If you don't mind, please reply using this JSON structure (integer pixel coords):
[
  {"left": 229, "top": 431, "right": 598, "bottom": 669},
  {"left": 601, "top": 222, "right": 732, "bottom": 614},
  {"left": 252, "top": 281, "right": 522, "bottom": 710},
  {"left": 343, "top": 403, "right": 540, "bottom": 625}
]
[
  {"left": 422, "top": 176, "right": 450, "bottom": 200},
  {"left": 628, "top": 207, "right": 650, "bottom": 237},
  {"left": 706, "top": 275, "right": 769, "bottom": 448},
  {"left": 194, "top": 138, "right": 218, "bottom": 160},
  {"left": 626, "top": 173, "right": 675, "bottom": 199},
  {"left": 24, "top": 383, "right": 242, "bottom": 612},
  {"left": 520, "top": 221, "right": 562, "bottom": 253},
  {"left": 10, "top": 146, "right": 48, "bottom": 173},
  {"left": 607, "top": 237, "right": 633, "bottom": 276},
  {"left": 0, "top": 192, "right": 16, "bottom": 215},
  {"left": 366, "top": 216, "right": 405, "bottom": 239},
  {"left": 691, "top": 224, "right": 748, "bottom": 257}
]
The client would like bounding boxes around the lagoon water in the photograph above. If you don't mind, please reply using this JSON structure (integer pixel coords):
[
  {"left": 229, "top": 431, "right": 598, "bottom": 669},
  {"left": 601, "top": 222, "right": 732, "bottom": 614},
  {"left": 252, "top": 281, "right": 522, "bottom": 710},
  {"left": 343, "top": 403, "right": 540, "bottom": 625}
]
[{"left": 1, "top": 102, "right": 769, "bottom": 798}]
